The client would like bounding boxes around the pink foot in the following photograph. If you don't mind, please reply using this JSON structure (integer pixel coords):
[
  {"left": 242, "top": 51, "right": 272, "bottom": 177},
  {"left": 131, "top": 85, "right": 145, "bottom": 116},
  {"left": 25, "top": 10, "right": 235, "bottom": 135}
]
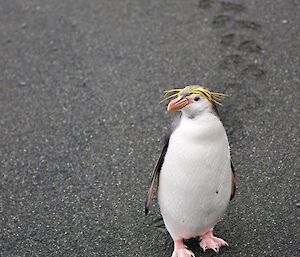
[
  {"left": 199, "top": 230, "right": 228, "bottom": 253},
  {"left": 171, "top": 240, "right": 195, "bottom": 257}
]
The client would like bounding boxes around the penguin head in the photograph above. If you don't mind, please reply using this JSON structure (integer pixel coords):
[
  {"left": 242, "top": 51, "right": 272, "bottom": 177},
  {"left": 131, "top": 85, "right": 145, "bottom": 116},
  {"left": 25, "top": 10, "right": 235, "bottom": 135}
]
[
  {"left": 167, "top": 93, "right": 212, "bottom": 117},
  {"left": 165, "top": 86, "right": 224, "bottom": 117}
]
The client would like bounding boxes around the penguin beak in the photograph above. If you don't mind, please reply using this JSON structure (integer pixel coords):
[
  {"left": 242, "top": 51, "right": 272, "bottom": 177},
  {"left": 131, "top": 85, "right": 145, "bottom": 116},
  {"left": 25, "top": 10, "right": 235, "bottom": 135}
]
[{"left": 167, "top": 97, "right": 191, "bottom": 112}]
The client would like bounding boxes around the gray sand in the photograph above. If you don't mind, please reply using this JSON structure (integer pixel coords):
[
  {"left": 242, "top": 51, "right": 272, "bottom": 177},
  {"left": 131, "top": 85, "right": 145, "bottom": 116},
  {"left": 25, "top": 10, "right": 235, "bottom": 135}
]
[{"left": 1, "top": 0, "right": 299, "bottom": 256}]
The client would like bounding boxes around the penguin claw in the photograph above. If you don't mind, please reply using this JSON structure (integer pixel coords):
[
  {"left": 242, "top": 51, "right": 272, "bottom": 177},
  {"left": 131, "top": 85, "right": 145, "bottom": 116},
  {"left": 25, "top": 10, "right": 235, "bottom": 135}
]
[
  {"left": 171, "top": 248, "right": 195, "bottom": 257},
  {"left": 199, "top": 230, "right": 228, "bottom": 253}
]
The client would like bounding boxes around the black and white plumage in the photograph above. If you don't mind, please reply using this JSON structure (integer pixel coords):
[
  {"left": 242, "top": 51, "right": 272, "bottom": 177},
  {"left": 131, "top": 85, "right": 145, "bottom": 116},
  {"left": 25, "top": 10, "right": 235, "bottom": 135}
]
[{"left": 145, "top": 86, "right": 236, "bottom": 257}]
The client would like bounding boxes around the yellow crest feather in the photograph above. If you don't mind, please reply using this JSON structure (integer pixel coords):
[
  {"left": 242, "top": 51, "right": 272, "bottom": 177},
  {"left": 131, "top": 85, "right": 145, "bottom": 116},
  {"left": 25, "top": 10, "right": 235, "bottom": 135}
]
[{"left": 162, "top": 85, "right": 226, "bottom": 105}]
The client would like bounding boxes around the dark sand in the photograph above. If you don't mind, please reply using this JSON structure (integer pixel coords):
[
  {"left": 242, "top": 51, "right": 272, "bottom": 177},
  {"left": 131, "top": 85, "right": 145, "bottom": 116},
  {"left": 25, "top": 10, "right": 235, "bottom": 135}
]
[{"left": 1, "top": 0, "right": 299, "bottom": 256}]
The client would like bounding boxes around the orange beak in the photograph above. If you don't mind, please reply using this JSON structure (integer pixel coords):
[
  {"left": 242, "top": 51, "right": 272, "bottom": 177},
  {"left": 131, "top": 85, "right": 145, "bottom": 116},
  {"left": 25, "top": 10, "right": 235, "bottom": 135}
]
[{"left": 167, "top": 97, "right": 191, "bottom": 112}]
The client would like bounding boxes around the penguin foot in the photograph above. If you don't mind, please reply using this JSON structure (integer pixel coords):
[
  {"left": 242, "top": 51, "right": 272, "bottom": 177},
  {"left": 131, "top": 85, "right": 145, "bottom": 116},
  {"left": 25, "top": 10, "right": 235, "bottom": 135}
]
[
  {"left": 199, "top": 230, "right": 228, "bottom": 253},
  {"left": 171, "top": 248, "right": 195, "bottom": 257},
  {"left": 172, "top": 240, "right": 195, "bottom": 257}
]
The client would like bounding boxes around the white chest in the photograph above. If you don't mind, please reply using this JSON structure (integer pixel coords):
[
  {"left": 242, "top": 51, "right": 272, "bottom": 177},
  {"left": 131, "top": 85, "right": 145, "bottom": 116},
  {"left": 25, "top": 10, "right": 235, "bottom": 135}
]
[{"left": 158, "top": 113, "right": 232, "bottom": 239}]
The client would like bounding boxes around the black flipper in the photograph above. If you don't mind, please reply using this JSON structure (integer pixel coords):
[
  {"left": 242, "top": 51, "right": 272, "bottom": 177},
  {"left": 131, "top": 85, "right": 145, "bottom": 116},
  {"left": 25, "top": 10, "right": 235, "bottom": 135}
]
[
  {"left": 213, "top": 104, "right": 237, "bottom": 201},
  {"left": 145, "top": 136, "right": 170, "bottom": 215},
  {"left": 230, "top": 161, "right": 237, "bottom": 201}
]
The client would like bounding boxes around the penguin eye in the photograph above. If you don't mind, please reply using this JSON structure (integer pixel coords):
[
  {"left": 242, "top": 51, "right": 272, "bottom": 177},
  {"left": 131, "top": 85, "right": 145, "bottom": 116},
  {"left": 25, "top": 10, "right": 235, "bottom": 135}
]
[{"left": 194, "top": 96, "right": 200, "bottom": 101}]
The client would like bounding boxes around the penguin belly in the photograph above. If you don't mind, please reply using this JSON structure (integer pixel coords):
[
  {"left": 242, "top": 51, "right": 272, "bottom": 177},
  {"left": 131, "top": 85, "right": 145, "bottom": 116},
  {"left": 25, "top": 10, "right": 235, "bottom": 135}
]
[{"left": 158, "top": 117, "right": 232, "bottom": 240}]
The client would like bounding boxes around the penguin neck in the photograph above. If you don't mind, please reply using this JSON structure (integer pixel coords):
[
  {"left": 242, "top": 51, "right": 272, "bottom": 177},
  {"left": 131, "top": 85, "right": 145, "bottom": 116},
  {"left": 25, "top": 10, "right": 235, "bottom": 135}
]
[
  {"left": 181, "top": 108, "right": 213, "bottom": 121},
  {"left": 178, "top": 110, "right": 223, "bottom": 140}
]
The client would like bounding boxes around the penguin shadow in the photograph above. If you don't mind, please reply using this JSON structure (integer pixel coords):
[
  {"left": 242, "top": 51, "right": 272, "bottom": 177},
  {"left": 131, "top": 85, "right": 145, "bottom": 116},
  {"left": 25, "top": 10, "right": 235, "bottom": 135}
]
[
  {"left": 185, "top": 238, "right": 231, "bottom": 256},
  {"left": 148, "top": 215, "right": 235, "bottom": 256},
  {"left": 161, "top": 235, "right": 231, "bottom": 256},
  {"left": 145, "top": 216, "right": 199, "bottom": 255}
]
